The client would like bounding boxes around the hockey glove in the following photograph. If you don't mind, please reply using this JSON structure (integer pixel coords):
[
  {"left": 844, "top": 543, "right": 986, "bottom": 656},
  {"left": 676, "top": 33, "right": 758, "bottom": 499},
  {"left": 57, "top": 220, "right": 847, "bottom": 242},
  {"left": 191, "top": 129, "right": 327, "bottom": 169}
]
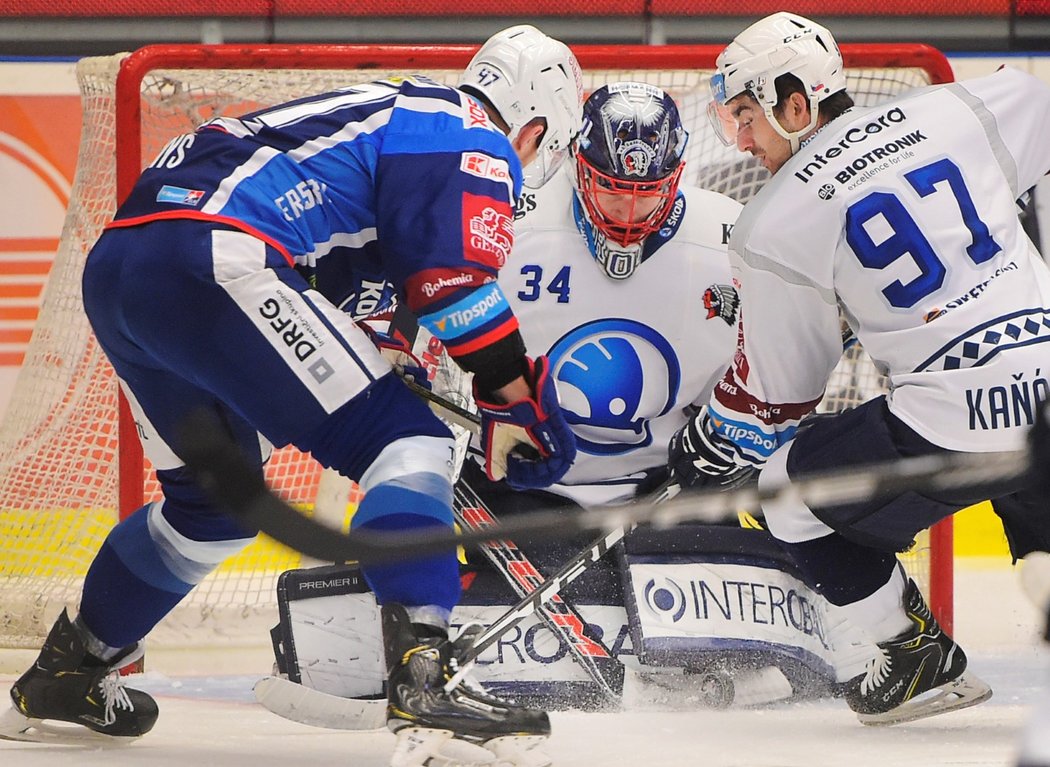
[
  {"left": 668, "top": 406, "right": 753, "bottom": 490},
  {"left": 357, "top": 321, "right": 431, "bottom": 391},
  {"left": 473, "top": 356, "right": 577, "bottom": 490}
]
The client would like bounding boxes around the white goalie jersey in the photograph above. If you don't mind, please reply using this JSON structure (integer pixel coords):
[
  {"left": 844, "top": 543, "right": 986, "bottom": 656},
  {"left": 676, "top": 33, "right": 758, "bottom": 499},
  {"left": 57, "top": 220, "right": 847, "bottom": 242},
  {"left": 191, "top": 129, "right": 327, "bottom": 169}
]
[
  {"left": 499, "top": 169, "right": 742, "bottom": 506},
  {"left": 713, "top": 66, "right": 1050, "bottom": 461}
]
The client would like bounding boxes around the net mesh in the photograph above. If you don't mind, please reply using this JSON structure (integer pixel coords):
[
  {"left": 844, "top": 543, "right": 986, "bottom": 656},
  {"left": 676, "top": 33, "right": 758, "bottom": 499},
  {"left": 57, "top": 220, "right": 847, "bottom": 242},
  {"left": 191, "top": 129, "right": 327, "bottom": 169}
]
[{"left": 0, "top": 47, "right": 944, "bottom": 648}]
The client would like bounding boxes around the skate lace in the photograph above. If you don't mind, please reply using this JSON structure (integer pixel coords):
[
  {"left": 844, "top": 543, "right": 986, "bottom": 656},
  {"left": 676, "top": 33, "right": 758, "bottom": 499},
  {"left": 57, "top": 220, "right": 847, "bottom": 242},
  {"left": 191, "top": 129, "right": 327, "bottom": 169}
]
[
  {"left": 97, "top": 671, "right": 134, "bottom": 726},
  {"left": 443, "top": 623, "right": 489, "bottom": 696},
  {"left": 860, "top": 647, "right": 893, "bottom": 696}
]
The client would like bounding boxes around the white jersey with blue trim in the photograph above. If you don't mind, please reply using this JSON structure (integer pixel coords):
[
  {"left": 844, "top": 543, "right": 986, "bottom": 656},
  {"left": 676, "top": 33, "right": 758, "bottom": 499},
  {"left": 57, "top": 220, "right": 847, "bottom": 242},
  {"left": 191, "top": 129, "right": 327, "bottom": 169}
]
[
  {"left": 500, "top": 169, "right": 741, "bottom": 506},
  {"left": 713, "top": 66, "right": 1050, "bottom": 459}
]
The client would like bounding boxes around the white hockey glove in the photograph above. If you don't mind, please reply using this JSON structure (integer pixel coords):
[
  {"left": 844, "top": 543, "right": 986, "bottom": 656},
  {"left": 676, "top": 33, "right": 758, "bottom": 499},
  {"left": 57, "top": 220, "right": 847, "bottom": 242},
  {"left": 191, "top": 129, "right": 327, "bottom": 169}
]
[
  {"left": 668, "top": 406, "right": 754, "bottom": 490},
  {"left": 473, "top": 356, "right": 577, "bottom": 490}
]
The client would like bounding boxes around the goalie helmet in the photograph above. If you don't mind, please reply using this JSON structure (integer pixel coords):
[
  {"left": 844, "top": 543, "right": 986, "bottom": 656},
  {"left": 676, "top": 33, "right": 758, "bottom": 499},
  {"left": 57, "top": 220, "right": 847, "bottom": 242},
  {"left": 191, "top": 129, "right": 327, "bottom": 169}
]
[
  {"left": 459, "top": 25, "right": 584, "bottom": 189},
  {"left": 708, "top": 11, "right": 846, "bottom": 152},
  {"left": 573, "top": 82, "right": 687, "bottom": 276}
]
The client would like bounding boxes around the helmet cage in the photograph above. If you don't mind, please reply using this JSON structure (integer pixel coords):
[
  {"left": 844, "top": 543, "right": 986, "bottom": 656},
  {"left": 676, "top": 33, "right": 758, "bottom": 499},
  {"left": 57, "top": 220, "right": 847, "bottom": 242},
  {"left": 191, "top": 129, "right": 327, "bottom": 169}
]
[
  {"left": 575, "top": 154, "right": 684, "bottom": 246},
  {"left": 573, "top": 82, "right": 687, "bottom": 246}
]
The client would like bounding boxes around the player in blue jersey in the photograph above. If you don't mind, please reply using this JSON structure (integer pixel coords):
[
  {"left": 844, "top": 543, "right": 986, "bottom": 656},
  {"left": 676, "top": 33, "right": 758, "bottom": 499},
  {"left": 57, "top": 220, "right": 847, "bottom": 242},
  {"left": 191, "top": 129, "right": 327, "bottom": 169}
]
[
  {"left": 2, "top": 25, "right": 582, "bottom": 765},
  {"left": 669, "top": 11, "right": 1050, "bottom": 726}
]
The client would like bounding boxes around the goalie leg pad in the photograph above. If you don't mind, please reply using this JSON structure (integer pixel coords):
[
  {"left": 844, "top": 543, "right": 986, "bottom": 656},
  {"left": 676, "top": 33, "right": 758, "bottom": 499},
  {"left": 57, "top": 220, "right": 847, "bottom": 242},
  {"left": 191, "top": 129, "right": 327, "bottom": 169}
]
[
  {"left": 270, "top": 564, "right": 386, "bottom": 698},
  {"left": 618, "top": 525, "right": 864, "bottom": 693}
]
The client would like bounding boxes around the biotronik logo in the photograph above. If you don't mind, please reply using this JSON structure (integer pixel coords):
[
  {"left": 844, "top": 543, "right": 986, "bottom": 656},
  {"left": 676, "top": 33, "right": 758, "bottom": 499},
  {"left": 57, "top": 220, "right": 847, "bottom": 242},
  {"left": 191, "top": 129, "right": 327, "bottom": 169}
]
[
  {"left": 546, "top": 319, "right": 680, "bottom": 455},
  {"left": 643, "top": 577, "right": 687, "bottom": 623}
]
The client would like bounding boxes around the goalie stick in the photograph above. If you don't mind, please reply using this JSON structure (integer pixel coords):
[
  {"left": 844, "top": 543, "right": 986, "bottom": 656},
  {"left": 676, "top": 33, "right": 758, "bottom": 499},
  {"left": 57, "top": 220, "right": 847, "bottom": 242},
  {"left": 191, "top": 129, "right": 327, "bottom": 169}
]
[
  {"left": 253, "top": 519, "right": 638, "bottom": 731},
  {"left": 453, "top": 480, "right": 626, "bottom": 706}
]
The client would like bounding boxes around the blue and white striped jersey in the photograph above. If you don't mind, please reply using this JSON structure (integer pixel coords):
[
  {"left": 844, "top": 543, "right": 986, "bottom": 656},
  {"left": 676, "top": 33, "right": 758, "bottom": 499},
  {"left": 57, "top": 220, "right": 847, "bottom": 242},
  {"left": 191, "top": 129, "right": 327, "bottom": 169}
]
[{"left": 109, "top": 76, "right": 524, "bottom": 358}]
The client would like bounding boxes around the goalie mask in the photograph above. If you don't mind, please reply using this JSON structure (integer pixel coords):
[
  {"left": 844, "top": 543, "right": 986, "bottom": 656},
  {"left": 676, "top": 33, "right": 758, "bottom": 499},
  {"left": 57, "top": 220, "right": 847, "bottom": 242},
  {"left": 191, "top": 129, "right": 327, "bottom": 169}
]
[
  {"left": 573, "top": 82, "right": 687, "bottom": 279},
  {"left": 708, "top": 11, "right": 846, "bottom": 154},
  {"left": 459, "top": 25, "right": 584, "bottom": 189}
]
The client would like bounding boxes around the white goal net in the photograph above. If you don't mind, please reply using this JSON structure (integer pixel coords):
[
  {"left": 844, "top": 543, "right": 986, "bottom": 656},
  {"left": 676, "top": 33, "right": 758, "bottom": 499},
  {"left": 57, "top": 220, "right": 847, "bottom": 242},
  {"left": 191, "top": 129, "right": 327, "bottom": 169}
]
[{"left": 0, "top": 43, "right": 954, "bottom": 649}]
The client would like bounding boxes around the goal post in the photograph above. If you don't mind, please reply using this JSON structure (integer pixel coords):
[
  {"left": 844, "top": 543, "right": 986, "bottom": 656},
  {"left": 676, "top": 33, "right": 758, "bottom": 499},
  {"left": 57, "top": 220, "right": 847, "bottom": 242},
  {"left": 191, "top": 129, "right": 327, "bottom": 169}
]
[{"left": 0, "top": 41, "right": 955, "bottom": 649}]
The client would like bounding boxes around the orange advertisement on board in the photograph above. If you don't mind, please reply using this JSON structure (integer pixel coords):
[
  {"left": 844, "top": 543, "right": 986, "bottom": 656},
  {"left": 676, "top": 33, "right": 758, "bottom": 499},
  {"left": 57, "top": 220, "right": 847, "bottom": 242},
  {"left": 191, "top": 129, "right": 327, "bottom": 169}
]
[{"left": 0, "top": 95, "right": 79, "bottom": 368}]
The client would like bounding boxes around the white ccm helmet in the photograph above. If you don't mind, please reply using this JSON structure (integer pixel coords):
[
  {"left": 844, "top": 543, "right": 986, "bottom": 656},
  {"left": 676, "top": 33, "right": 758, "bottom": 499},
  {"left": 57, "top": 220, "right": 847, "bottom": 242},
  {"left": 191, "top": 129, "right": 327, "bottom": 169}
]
[
  {"left": 459, "top": 24, "right": 584, "bottom": 188},
  {"left": 709, "top": 12, "right": 846, "bottom": 153}
]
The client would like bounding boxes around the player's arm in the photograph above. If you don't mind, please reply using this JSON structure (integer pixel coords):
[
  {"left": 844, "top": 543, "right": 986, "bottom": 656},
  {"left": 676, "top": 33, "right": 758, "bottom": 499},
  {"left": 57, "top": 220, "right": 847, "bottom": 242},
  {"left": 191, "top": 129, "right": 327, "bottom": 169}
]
[
  {"left": 959, "top": 67, "right": 1050, "bottom": 195},
  {"left": 374, "top": 137, "right": 576, "bottom": 490},
  {"left": 668, "top": 244, "right": 841, "bottom": 487}
]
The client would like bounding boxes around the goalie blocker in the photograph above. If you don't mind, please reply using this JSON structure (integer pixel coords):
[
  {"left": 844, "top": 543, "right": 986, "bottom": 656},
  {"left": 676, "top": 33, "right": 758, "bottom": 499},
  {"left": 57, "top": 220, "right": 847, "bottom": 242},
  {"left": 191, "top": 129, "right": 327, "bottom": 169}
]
[{"left": 266, "top": 526, "right": 876, "bottom": 714}]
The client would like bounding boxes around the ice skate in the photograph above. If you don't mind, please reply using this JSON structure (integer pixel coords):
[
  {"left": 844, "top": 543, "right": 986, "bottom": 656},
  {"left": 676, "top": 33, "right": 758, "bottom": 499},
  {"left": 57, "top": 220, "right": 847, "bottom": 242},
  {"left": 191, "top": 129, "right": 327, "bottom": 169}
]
[
  {"left": 383, "top": 604, "right": 551, "bottom": 767},
  {"left": 845, "top": 579, "right": 991, "bottom": 726},
  {"left": 0, "top": 609, "right": 158, "bottom": 743}
]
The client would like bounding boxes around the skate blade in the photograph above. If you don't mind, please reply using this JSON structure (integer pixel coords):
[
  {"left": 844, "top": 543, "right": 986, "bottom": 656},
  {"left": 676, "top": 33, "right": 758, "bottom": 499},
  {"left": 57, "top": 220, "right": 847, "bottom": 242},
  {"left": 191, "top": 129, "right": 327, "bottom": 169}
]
[
  {"left": 0, "top": 705, "right": 138, "bottom": 745},
  {"left": 390, "top": 726, "right": 493, "bottom": 767},
  {"left": 485, "top": 735, "right": 552, "bottom": 767},
  {"left": 858, "top": 670, "right": 993, "bottom": 726}
]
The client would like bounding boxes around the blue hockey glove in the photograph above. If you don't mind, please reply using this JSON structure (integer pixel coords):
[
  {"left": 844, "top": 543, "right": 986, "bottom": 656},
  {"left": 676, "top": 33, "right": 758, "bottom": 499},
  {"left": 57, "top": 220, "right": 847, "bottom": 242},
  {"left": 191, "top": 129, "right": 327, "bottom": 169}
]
[
  {"left": 473, "top": 356, "right": 577, "bottom": 490},
  {"left": 668, "top": 407, "right": 752, "bottom": 489}
]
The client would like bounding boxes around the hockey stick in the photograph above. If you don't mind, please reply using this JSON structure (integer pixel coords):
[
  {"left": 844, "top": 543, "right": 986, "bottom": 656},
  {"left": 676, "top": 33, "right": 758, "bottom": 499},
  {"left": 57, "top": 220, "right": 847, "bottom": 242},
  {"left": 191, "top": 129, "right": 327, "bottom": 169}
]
[
  {"left": 452, "top": 480, "right": 679, "bottom": 668},
  {"left": 400, "top": 370, "right": 627, "bottom": 702},
  {"left": 395, "top": 348, "right": 629, "bottom": 703},
  {"left": 452, "top": 479, "right": 625, "bottom": 705},
  {"left": 178, "top": 403, "right": 1041, "bottom": 564}
]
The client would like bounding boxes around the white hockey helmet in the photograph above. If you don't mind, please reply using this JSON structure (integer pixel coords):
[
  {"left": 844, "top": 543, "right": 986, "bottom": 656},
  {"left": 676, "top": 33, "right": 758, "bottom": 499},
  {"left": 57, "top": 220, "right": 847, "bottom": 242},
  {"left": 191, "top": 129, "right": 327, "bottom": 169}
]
[
  {"left": 459, "top": 24, "right": 584, "bottom": 188},
  {"left": 709, "top": 12, "right": 846, "bottom": 152}
]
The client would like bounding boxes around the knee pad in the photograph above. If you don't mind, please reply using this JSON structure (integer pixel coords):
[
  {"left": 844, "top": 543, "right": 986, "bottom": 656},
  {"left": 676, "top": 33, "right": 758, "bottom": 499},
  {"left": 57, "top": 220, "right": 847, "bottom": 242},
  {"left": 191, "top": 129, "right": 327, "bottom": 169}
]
[
  {"left": 358, "top": 434, "right": 457, "bottom": 495},
  {"left": 760, "top": 442, "right": 835, "bottom": 544}
]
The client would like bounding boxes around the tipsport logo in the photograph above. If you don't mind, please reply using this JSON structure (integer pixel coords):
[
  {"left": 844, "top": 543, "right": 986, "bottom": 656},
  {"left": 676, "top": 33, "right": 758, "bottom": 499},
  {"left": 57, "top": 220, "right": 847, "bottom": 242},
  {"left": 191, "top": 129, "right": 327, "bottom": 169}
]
[
  {"left": 546, "top": 319, "right": 680, "bottom": 456},
  {"left": 643, "top": 577, "right": 687, "bottom": 623}
]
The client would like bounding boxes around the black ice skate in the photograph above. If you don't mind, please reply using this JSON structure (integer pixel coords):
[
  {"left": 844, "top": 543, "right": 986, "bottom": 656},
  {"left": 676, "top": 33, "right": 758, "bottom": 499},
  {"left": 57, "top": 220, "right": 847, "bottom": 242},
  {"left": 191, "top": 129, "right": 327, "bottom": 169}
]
[
  {"left": 382, "top": 603, "right": 551, "bottom": 767},
  {"left": 0, "top": 609, "right": 159, "bottom": 742},
  {"left": 845, "top": 579, "right": 992, "bottom": 726}
]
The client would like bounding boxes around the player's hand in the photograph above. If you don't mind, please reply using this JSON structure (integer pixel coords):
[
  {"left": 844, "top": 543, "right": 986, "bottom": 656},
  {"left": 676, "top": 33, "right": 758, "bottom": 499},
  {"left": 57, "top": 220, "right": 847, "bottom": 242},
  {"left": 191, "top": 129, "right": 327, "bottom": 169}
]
[
  {"left": 473, "top": 356, "right": 577, "bottom": 490},
  {"left": 668, "top": 406, "right": 749, "bottom": 489},
  {"left": 357, "top": 321, "right": 432, "bottom": 391}
]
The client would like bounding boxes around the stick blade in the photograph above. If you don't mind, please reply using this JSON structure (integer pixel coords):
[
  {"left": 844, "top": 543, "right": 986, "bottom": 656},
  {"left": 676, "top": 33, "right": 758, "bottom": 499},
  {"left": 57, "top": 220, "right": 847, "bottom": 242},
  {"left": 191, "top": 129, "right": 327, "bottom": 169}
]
[{"left": 254, "top": 676, "right": 386, "bottom": 731}]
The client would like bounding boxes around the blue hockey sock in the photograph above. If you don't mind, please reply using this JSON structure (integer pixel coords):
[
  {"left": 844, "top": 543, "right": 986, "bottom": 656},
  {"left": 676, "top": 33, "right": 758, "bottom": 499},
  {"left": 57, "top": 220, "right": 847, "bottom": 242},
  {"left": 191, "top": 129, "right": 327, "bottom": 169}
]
[
  {"left": 78, "top": 505, "right": 194, "bottom": 649},
  {"left": 353, "top": 482, "right": 460, "bottom": 615}
]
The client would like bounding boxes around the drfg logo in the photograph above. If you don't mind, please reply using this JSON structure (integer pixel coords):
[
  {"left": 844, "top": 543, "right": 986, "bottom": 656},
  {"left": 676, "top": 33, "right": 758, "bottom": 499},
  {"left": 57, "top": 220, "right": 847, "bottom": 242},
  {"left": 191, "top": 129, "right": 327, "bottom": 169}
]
[{"left": 259, "top": 296, "right": 319, "bottom": 361}]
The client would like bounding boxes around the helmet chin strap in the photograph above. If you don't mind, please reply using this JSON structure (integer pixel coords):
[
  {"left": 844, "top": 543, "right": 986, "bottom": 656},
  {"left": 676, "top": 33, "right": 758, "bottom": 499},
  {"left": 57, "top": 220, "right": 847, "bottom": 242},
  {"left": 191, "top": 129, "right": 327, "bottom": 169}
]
[{"left": 766, "top": 93, "right": 821, "bottom": 158}]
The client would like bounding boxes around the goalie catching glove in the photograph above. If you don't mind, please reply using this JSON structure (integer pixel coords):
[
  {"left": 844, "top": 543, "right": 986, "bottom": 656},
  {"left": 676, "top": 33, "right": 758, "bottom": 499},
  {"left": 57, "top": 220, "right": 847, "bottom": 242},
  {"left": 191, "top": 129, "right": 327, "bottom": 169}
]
[
  {"left": 668, "top": 406, "right": 755, "bottom": 490},
  {"left": 473, "top": 355, "right": 576, "bottom": 490}
]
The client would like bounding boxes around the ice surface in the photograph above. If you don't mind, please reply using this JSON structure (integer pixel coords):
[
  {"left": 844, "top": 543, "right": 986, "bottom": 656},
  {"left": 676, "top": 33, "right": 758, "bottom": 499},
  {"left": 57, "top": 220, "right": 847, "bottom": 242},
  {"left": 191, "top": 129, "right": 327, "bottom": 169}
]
[{"left": 1, "top": 561, "right": 1045, "bottom": 767}]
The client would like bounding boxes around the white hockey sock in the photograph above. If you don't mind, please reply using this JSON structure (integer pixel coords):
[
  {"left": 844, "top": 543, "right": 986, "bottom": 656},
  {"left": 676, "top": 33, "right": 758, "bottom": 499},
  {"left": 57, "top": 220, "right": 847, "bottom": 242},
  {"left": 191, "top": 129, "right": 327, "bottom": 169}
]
[
  {"left": 405, "top": 605, "right": 452, "bottom": 633},
  {"left": 72, "top": 614, "right": 125, "bottom": 662}
]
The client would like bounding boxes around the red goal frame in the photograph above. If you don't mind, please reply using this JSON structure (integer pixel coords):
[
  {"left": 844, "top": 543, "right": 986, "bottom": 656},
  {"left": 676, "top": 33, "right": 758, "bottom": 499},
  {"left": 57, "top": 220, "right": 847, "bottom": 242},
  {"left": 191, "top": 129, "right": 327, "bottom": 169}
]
[{"left": 110, "top": 42, "right": 956, "bottom": 630}]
